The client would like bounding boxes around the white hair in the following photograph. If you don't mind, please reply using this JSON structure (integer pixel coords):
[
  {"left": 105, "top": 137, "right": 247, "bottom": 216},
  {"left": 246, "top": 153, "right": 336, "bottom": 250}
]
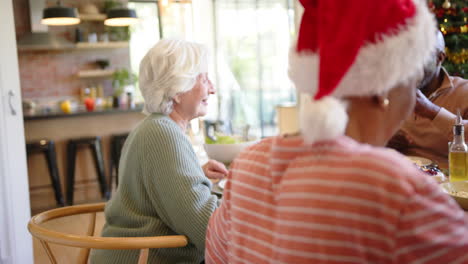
[{"left": 139, "top": 39, "right": 209, "bottom": 115}]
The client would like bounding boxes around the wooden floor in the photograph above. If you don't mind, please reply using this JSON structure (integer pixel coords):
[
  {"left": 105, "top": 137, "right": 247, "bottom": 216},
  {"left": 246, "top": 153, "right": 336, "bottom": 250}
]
[
  {"left": 31, "top": 171, "right": 118, "bottom": 263},
  {"left": 33, "top": 210, "right": 106, "bottom": 264}
]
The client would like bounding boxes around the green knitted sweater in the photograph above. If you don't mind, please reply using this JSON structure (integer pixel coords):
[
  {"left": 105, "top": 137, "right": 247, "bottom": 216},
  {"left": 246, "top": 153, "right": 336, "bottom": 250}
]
[{"left": 90, "top": 113, "right": 219, "bottom": 264}]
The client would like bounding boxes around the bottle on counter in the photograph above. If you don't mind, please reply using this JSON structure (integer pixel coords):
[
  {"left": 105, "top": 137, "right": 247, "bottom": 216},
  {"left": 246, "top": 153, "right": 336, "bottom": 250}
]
[
  {"left": 80, "top": 87, "right": 91, "bottom": 103},
  {"left": 449, "top": 109, "right": 468, "bottom": 182},
  {"left": 127, "top": 92, "right": 135, "bottom": 109},
  {"left": 88, "top": 85, "right": 97, "bottom": 99}
]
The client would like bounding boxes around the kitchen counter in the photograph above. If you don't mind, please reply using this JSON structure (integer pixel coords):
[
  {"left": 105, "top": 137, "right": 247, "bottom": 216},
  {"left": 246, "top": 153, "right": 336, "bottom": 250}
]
[
  {"left": 24, "top": 106, "right": 144, "bottom": 121},
  {"left": 24, "top": 108, "right": 146, "bottom": 212}
]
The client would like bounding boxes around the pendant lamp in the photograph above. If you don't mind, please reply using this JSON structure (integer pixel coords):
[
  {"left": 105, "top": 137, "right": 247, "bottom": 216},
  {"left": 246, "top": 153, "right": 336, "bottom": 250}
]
[
  {"left": 42, "top": 1, "right": 80, "bottom": 26},
  {"left": 105, "top": 8, "right": 138, "bottom": 27}
]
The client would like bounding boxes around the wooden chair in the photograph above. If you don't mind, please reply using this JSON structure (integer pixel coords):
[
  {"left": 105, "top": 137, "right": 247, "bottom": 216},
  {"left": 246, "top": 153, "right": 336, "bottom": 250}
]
[{"left": 28, "top": 203, "right": 188, "bottom": 264}]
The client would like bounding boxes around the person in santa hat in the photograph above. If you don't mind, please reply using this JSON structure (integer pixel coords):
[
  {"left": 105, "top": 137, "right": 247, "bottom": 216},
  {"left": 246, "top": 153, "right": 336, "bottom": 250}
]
[{"left": 205, "top": 0, "right": 468, "bottom": 263}]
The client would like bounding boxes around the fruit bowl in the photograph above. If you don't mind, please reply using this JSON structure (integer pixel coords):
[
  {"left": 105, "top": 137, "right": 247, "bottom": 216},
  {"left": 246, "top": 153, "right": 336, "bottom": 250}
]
[
  {"left": 204, "top": 135, "right": 258, "bottom": 164},
  {"left": 440, "top": 181, "right": 468, "bottom": 210}
]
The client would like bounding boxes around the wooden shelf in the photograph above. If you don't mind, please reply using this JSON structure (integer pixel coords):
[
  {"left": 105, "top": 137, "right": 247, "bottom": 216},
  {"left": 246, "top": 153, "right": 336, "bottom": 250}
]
[
  {"left": 17, "top": 44, "right": 74, "bottom": 51},
  {"left": 18, "top": 41, "right": 128, "bottom": 51},
  {"left": 76, "top": 41, "right": 129, "bottom": 49},
  {"left": 79, "top": 13, "right": 107, "bottom": 21},
  {"left": 77, "top": 69, "right": 115, "bottom": 79}
]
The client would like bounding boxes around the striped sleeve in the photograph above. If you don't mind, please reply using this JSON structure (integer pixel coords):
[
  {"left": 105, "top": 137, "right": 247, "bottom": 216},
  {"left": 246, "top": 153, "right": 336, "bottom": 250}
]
[
  {"left": 206, "top": 173, "right": 232, "bottom": 264},
  {"left": 395, "top": 175, "right": 468, "bottom": 263}
]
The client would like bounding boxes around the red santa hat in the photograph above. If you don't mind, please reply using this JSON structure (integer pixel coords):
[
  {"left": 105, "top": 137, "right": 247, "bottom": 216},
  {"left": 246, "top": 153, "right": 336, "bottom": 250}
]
[{"left": 289, "top": 0, "right": 436, "bottom": 143}]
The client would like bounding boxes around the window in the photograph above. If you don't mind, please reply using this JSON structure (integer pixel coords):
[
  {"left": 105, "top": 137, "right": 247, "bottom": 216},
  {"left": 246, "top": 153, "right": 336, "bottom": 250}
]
[
  {"left": 128, "top": 2, "right": 161, "bottom": 75},
  {"left": 214, "top": 0, "right": 296, "bottom": 138},
  {"left": 158, "top": 1, "right": 194, "bottom": 39},
  {"left": 128, "top": 0, "right": 194, "bottom": 102},
  {"left": 129, "top": 0, "right": 296, "bottom": 138}
]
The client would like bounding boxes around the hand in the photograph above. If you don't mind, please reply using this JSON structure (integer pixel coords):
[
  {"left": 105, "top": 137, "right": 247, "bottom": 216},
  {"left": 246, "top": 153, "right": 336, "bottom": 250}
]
[
  {"left": 202, "top": 159, "right": 228, "bottom": 180},
  {"left": 386, "top": 130, "right": 412, "bottom": 152},
  {"left": 414, "top": 90, "right": 441, "bottom": 120}
]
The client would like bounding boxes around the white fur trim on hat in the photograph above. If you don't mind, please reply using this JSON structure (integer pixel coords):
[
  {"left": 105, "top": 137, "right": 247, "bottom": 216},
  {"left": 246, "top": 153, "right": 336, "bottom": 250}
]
[{"left": 299, "top": 95, "right": 348, "bottom": 144}]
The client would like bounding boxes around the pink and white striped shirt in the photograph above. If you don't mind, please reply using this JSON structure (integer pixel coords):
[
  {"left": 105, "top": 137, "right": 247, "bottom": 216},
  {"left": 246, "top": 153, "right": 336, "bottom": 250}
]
[{"left": 205, "top": 135, "right": 468, "bottom": 264}]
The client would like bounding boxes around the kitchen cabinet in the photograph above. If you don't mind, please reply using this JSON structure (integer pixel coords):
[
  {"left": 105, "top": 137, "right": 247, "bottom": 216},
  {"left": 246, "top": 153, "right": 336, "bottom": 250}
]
[
  {"left": 1, "top": 0, "right": 33, "bottom": 262},
  {"left": 24, "top": 109, "right": 145, "bottom": 213}
]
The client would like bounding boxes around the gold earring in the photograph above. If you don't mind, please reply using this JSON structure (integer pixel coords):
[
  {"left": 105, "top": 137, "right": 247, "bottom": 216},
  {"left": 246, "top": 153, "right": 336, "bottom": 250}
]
[{"left": 382, "top": 98, "right": 389, "bottom": 108}]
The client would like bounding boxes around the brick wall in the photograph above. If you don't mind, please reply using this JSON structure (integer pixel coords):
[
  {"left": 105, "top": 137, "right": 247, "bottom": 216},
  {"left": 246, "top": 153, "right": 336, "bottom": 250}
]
[{"left": 13, "top": 0, "right": 130, "bottom": 100}]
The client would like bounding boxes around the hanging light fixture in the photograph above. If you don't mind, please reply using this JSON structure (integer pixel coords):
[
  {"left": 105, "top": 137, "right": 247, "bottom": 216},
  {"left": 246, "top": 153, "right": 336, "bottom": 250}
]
[
  {"left": 41, "top": 1, "right": 80, "bottom": 26},
  {"left": 104, "top": 8, "right": 138, "bottom": 27}
]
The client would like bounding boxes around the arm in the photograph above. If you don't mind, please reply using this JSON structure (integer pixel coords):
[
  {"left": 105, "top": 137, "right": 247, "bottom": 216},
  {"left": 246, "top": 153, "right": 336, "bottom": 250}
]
[
  {"left": 202, "top": 159, "right": 228, "bottom": 179},
  {"left": 415, "top": 89, "right": 468, "bottom": 139},
  {"left": 431, "top": 107, "right": 468, "bottom": 140},
  {"left": 205, "top": 175, "right": 232, "bottom": 264},
  {"left": 395, "top": 175, "right": 468, "bottom": 263},
  {"left": 141, "top": 119, "right": 218, "bottom": 251}
]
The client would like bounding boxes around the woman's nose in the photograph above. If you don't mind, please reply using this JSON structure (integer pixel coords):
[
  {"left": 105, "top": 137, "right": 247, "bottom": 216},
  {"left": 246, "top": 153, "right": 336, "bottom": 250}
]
[{"left": 208, "top": 81, "right": 215, "bottom": 94}]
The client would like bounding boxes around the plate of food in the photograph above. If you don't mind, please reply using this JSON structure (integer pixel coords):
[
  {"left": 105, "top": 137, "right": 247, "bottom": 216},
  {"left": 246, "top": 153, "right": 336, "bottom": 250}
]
[
  {"left": 440, "top": 181, "right": 468, "bottom": 210},
  {"left": 406, "top": 156, "right": 446, "bottom": 183},
  {"left": 406, "top": 156, "right": 433, "bottom": 167}
]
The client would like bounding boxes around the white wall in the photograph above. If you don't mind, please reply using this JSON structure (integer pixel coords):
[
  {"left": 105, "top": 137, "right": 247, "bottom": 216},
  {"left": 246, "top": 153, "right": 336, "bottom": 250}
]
[{"left": 0, "top": 0, "right": 33, "bottom": 263}]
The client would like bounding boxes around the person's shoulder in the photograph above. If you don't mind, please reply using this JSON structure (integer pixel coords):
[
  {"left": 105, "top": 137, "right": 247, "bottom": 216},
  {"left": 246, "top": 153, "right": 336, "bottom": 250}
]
[
  {"left": 140, "top": 114, "right": 180, "bottom": 134},
  {"left": 133, "top": 114, "right": 187, "bottom": 144},
  {"left": 331, "top": 137, "right": 423, "bottom": 181},
  {"left": 249, "top": 136, "right": 276, "bottom": 150},
  {"left": 145, "top": 113, "right": 176, "bottom": 127},
  {"left": 344, "top": 139, "right": 409, "bottom": 167},
  {"left": 236, "top": 136, "right": 276, "bottom": 159},
  {"left": 449, "top": 75, "right": 468, "bottom": 91},
  {"left": 232, "top": 136, "right": 287, "bottom": 167}
]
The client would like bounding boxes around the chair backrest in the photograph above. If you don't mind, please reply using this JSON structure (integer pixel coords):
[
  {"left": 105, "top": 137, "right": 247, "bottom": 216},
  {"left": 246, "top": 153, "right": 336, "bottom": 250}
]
[{"left": 28, "top": 203, "right": 188, "bottom": 264}]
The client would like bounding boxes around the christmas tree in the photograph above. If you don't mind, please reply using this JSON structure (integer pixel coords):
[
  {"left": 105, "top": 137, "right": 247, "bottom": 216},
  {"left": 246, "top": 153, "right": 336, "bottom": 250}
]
[{"left": 430, "top": 0, "right": 468, "bottom": 78}]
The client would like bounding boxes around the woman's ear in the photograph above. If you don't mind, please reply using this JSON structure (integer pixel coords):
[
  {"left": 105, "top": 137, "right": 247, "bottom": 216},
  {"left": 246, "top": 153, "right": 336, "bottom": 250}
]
[
  {"left": 438, "top": 50, "right": 446, "bottom": 65},
  {"left": 372, "top": 95, "right": 390, "bottom": 110}
]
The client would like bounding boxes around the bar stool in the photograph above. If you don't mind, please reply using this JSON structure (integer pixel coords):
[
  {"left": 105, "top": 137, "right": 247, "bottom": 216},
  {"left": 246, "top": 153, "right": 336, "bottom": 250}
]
[
  {"left": 66, "top": 136, "right": 110, "bottom": 205},
  {"left": 110, "top": 133, "right": 129, "bottom": 188},
  {"left": 26, "top": 139, "right": 65, "bottom": 207}
]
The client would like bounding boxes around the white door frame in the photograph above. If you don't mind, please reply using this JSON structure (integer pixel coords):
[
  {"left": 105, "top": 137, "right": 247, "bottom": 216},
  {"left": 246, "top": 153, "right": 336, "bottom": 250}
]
[{"left": 0, "top": 0, "right": 33, "bottom": 263}]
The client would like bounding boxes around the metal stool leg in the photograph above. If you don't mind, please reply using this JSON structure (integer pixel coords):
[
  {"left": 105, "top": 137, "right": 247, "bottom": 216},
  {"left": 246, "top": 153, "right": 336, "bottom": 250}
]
[
  {"left": 113, "top": 135, "right": 128, "bottom": 187},
  {"left": 110, "top": 137, "right": 118, "bottom": 189},
  {"left": 91, "top": 138, "right": 110, "bottom": 200},
  {"left": 114, "top": 139, "right": 124, "bottom": 187},
  {"left": 44, "top": 141, "right": 65, "bottom": 206},
  {"left": 66, "top": 142, "right": 77, "bottom": 205}
]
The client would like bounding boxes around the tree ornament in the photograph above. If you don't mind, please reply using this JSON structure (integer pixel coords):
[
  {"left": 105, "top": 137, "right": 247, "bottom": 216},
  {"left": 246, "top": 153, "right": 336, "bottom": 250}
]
[
  {"left": 461, "top": 25, "right": 468, "bottom": 33},
  {"left": 442, "top": 0, "right": 451, "bottom": 9}
]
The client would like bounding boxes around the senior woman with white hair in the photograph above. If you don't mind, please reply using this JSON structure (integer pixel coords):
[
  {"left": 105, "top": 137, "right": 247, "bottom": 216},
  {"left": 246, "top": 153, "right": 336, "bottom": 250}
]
[{"left": 90, "top": 39, "right": 227, "bottom": 264}]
